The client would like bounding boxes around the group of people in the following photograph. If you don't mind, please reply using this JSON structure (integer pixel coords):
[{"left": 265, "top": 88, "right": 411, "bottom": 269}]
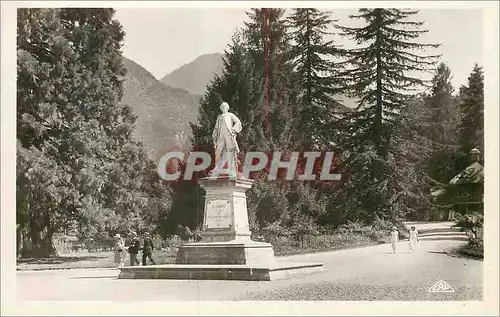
[
  {"left": 390, "top": 226, "right": 420, "bottom": 254},
  {"left": 113, "top": 231, "right": 156, "bottom": 268}
]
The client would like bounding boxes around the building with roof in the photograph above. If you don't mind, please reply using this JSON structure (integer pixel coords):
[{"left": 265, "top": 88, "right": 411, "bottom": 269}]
[{"left": 448, "top": 148, "right": 484, "bottom": 214}]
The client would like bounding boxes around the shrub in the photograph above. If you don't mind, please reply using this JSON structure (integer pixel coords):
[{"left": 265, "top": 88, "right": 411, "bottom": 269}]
[
  {"left": 454, "top": 212, "right": 484, "bottom": 250},
  {"left": 261, "top": 221, "right": 290, "bottom": 242},
  {"left": 453, "top": 213, "right": 483, "bottom": 238}
]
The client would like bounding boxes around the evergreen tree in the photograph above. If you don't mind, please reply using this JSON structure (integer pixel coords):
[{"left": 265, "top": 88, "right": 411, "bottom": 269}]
[
  {"left": 329, "top": 9, "right": 440, "bottom": 223},
  {"left": 287, "top": 8, "right": 345, "bottom": 149},
  {"left": 420, "top": 63, "right": 462, "bottom": 189},
  {"left": 400, "top": 63, "right": 463, "bottom": 220},
  {"left": 422, "top": 63, "right": 458, "bottom": 146},
  {"left": 338, "top": 8, "right": 440, "bottom": 158},
  {"left": 243, "top": 8, "right": 297, "bottom": 148},
  {"left": 458, "top": 64, "right": 484, "bottom": 155},
  {"left": 16, "top": 8, "right": 167, "bottom": 257}
]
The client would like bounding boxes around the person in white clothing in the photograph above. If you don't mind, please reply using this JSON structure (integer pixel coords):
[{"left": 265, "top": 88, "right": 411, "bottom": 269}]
[
  {"left": 113, "top": 234, "right": 125, "bottom": 268},
  {"left": 408, "top": 226, "right": 419, "bottom": 252},
  {"left": 390, "top": 227, "right": 399, "bottom": 254}
]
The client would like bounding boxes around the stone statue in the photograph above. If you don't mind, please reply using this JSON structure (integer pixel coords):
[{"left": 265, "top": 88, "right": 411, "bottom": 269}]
[{"left": 210, "top": 102, "right": 242, "bottom": 176}]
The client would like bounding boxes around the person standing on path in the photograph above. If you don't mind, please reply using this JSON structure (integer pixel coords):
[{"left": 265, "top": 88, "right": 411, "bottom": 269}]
[
  {"left": 408, "top": 226, "right": 419, "bottom": 253},
  {"left": 127, "top": 232, "right": 141, "bottom": 266},
  {"left": 390, "top": 227, "right": 399, "bottom": 254},
  {"left": 142, "top": 232, "right": 156, "bottom": 266},
  {"left": 113, "top": 234, "right": 125, "bottom": 268}
]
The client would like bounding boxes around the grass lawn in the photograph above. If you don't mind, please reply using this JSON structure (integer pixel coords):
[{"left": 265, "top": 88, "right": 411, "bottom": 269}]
[
  {"left": 16, "top": 249, "right": 178, "bottom": 271},
  {"left": 16, "top": 240, "right": 381, "bottom": 271},
  {"left": 452, "top": 243, "right": 483, "bottom": 260}
]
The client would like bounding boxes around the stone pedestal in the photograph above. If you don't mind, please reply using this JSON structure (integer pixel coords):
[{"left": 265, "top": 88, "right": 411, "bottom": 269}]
[
  {"left": 175, "top": 176, "right": 276, "bottom": 266},
  {"left": 199, "top": 176, "right": 254, "bottom": 242},
  {"left": 118, "top": 175, "right": 324, "bottom": 281}
]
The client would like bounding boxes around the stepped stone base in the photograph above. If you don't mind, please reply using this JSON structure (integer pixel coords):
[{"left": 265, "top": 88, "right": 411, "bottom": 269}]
[
  {"left": 118, "top": 262, "right": 324, "bottom": 281},
  {"left": 175, "top": 239, "right": 276, "bottom": 266},
  {"left": 118, "top": 239, "right": 324, "bottom": 281}
]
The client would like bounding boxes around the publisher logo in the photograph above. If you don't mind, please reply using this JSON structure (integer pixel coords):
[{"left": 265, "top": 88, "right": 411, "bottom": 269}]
[{"left": 428, "top": 280, "right": 455, "bottom": 293}]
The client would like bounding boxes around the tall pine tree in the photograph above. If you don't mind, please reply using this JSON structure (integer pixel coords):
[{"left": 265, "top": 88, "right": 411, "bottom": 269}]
[
  {"left": 338, "top": 8, "right": 440, "bottom": 158},
  {"left": 287, "top": 8, "right": 345, "bottom": 149},
  {"left": 243, "top": 8, "right": 297, "bottom": 148},
  {"left": 329, "top": 9, "right": 440, "bottom": 224},
  {"left": 458, "top": 64, "right": 484, "bottom": 155}
]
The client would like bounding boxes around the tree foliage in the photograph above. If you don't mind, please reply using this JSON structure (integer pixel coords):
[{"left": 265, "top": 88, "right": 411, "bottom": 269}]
[
  {"left": 337, "top": 8, "right": 440, "bottom": 158},
  {"left": 458, "top": 64, "right": 484, "bottom": 154},
  {"left": 287, "top": 8, "right": 345, "bottom": 148},
  {"left": 17, "top": 8, "right": 169, "bottom": 257}
]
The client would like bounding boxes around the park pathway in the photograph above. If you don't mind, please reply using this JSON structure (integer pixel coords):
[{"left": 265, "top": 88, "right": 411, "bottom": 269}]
[
  {"left": 404, "top": 221, "right": 469, "bottom": 242},
  {"left": 17, "top": 226, "right": 482, "bottom": 301}
]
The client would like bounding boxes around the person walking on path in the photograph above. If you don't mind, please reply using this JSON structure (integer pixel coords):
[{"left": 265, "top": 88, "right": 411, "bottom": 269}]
[
  {"left": 390, "top": 227, "right": 399, "bottom": 254},
  {"left": 142, "top": 232, "right": 156, "bottom": 266},
  {"left": 127, "top": 232, "right": 141, "bottom": 266},
  {"left": 408, "top": 226, "right": 419, "bottom": 253},
  {"left": 113, "top": 234, "right": 125, "bottom": 268}
]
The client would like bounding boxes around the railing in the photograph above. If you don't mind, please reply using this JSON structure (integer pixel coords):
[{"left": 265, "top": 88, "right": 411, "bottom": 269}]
[{"left": 452, "top": 195, "right": 483, "bottom": 204}]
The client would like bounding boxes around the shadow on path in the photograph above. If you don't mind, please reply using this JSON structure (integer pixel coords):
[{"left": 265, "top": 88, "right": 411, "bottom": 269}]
[
  {"left": 70, "top": 275, "right": 118, "bottom": 280},
  {"left": 18, "top": 255, "right": 108, "bottom": 265},
  {"left": 427, "top": 251, "right": 448, "bottom": 255}
]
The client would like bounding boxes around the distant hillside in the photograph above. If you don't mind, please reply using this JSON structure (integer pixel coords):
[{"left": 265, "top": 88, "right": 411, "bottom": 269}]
[
  {"left": 159, "top": 52, "right": 359, "bottom": 109},
  {"left": 121, "top": 57, "right": 200, "bottom": 160},
  {"left": 160, "top": 53, "right": 224, "bottom": 96}
]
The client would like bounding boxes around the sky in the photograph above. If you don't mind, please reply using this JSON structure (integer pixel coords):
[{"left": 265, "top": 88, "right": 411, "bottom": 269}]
[{"left": 115, "top": 8, "right": 484, "bottom": 91}]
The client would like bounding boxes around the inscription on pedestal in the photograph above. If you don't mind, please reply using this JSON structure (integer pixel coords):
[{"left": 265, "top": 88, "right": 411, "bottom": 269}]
[{"left": 206, "top": 200, "right": 231, "bottom": 229}]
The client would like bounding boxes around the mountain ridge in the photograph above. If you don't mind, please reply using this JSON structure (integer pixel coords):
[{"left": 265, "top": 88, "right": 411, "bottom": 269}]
[
  {"left": 160, "top": 52, "right": 225, "bottom": 95},
  {"left": 121, "top": 56, "right": 200, "bottom": 160}
]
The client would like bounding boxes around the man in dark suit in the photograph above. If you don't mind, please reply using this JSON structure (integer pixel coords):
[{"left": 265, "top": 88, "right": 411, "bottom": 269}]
[
  {"left": 142, "top": 232, "right": 156, "bottom": 265},
  {"left": 127, "top": 232, "right": 140, "bottom": 266}
]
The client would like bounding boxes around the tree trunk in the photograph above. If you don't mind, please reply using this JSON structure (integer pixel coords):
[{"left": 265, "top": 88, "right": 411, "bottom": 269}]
[
  {"left": 21, "top": 218, "right": 58, "bottom": 258},
  {"left": 374, "top": 9, "right": 386, "bottom": 158}
]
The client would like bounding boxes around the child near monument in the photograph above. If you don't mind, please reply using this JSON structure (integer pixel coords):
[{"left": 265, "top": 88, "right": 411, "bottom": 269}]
[
  {"left": 408, "top": 226, "right": 419, "bottom": 253},
  {"left": 390, "top": 227, "right": 399, "bottom": 254}
]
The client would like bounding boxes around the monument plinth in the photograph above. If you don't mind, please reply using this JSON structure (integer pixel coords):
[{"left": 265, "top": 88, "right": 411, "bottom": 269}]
[
  {"left": 175, "top": 176, "right": 276, "bottom": 266},
  {"left": 199, "top": 176, "right": 254, "bottom": 242}
]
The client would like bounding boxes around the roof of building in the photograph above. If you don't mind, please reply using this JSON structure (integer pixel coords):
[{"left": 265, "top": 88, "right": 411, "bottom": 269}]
[{"left": 449, "top": 162, "right": 484, "bottom": 185}]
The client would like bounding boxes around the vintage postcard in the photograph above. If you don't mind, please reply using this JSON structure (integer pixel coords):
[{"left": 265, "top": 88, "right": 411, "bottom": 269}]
[{"left": 1, "top": 1, "right": 498, "bottom": 315}]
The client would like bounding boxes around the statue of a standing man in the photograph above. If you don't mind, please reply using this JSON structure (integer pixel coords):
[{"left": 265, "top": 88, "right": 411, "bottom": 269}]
[{"left": 211, "top": 102, "right": 242, "bottom": 176}]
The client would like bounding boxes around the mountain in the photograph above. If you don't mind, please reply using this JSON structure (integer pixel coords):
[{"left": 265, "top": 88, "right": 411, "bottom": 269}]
[
  {"left": 121, "top": 57, "right": 200, "bottom": 161},
  {"left": 160, "top": 53, "right": 225, "bottom": 95},
  {"left": 160, "top": 52, "right": 359, "bottom": 109}
]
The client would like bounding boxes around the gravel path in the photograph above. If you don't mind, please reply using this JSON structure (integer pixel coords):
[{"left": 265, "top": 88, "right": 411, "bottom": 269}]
[{"left": 17, "top": 239, "right": 482, "bottom": 301}]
